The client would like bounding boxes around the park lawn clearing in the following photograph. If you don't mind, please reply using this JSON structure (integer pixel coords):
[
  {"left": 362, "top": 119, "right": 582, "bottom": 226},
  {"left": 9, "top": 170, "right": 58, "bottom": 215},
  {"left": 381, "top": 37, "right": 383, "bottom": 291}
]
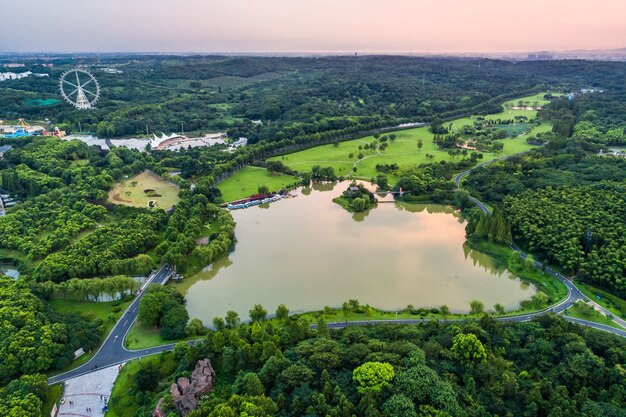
[
  {"left": 563, "top": 301, "right": 623, "bottom": 330},
  {"left": 108, "top": 170, "right": 179, "bottom": 210},
  {"left": 107, "top": 354, "right": 176, "bottom": 417},
  {"left": 47, "top": 298, "right": 132, "bottom": 376},
  {"left": 42, "top": 383, "right": 63, "bottom": 417},
  {"left": 270, "top": 93, "right": 555, "bottom": 183},
  {"left": 218, "top": 166, "right": 299, "bottom": 202},
  {"left": 125, "top": 320, "right": 197, "bottom": 349},
  {"left": 576, "top": 281, "right": 626, "bottom": 321}
]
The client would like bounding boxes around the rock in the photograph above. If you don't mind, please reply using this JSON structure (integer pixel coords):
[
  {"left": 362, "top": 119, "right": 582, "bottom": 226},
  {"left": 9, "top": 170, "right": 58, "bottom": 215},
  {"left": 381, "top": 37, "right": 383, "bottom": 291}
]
[
  {"left": 167, "top": 358, "right": 216, "bottom": 416},
  {"left": 152, "top": 398, "right": 166, "bottom": 417}
]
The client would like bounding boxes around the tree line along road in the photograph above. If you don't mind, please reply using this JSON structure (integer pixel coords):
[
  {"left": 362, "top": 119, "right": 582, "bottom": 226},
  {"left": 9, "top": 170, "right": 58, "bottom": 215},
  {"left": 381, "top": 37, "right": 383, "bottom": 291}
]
[{"left": 47, "top": 154, "right": 626, "bottom": 385}]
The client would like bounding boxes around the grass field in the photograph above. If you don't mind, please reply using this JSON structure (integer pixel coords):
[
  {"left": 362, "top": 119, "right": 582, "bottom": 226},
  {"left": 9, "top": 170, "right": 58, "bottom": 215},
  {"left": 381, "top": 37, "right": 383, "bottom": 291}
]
[
  {"left": 268, "top": 93, "right": 555, "bottom": 183},
  {"left": 125, "top": 321, "right": 196, "bottom": 349},
  {"left": 107, "top": 353, "right": 178, "bottom": 417},
  {"left": 217, "top": 166, "right": 299, "bottom": 202},
  {"left": 563, "top": 301, "right": 622, "bottom": 329},
  {"left": 576, "top": 281, "right": 626, "bottom": 320},
  {"left": 47, "top": 298, "right": 132, "bottom": 375},
  {"left": 108, "top": 170, "right": 179, "bottom": 210},
  {"left": 42, "top": 383, "right": 64, "bottom": 416}
]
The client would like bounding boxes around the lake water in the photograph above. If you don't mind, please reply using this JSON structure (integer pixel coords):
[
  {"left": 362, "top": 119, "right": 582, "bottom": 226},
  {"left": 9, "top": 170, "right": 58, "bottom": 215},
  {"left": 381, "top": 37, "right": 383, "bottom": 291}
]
[
  {"left": 0, "top": 264, "right": 19, "bottom": 280},
  {"left": 178, "top": 182, "right": 535, "bottom": 323}
]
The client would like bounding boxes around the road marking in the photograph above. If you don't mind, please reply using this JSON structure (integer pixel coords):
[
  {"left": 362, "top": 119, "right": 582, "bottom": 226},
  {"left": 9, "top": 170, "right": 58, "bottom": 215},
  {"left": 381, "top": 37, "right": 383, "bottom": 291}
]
[{"left": 123, "top": 320, "right": 128, "bottom": 327}]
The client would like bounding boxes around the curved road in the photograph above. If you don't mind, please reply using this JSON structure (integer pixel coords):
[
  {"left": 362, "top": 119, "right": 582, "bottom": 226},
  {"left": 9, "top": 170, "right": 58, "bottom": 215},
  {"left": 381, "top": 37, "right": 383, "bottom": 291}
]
[
  {"left": 48, "top": 265, "right": 178, "bottom": 385},
  {"left": 453, "top": 153, "right": 626, "bottom": 332},
  {"left": 48, "top": 154, "right": 626, "bottom": 384}
]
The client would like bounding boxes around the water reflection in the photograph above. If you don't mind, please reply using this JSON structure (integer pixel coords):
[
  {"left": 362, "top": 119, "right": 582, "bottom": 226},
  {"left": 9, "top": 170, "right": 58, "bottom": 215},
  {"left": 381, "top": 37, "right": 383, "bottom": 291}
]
[
  {"left": 0, "top": 264, "right": 19, "bottom": 280},
  {"left": 182, "top": 182, "right": 536, "bottom": 323}
]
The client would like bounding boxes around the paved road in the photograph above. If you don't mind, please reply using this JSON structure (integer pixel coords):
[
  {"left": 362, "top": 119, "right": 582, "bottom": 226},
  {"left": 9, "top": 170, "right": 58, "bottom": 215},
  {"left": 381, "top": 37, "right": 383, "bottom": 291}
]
[
  {"left": 452, "top": 153, "right": 626, "bottom": 333},
  {"left": 48, "top": 265, "right": 177, "bottom": 385},
  {"left": 48, "top": 154, "right": 625, "bottom": 384}
]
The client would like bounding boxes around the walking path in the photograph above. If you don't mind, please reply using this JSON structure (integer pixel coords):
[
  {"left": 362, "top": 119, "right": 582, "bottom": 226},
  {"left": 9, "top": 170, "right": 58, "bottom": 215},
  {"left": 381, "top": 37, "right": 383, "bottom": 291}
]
[
  {"left": 454, "top": 154, "right": 626, "bottom": 331},
  {"left": 48, "top": 151, "right": 626, "bottom": 390},
  {"left": 48, "top": 265, "right": 176, "bottom": 385}
]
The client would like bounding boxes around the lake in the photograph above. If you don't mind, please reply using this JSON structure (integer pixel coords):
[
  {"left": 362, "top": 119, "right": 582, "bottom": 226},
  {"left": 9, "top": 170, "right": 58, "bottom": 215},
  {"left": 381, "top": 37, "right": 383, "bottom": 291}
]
[
  {"left": 0, "top": 264, "right": 19, "bottom": 280},
  {"left": 178, "top": 182, "right": 535, "bottom": 323}
]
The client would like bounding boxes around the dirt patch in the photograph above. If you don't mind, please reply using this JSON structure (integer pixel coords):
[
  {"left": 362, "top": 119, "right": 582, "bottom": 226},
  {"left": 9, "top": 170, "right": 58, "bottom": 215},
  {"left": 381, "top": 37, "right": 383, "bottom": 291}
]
[{"left": 111, "top": 193, "right": 132, "bottom": 203}]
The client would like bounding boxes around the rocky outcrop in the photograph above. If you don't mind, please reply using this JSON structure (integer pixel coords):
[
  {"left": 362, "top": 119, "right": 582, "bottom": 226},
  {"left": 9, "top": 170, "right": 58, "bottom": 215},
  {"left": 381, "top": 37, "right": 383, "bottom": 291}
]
[
  {"left": 172, "top": 359, "right": 216, "bottom": 416},
  {"left": 153, "top": 398, "right": 166, "bottom": 417}
]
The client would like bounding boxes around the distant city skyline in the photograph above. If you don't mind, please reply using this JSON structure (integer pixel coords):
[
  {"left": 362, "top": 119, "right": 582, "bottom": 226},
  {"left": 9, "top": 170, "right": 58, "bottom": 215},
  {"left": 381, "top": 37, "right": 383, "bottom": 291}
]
[{"left": 1, "top": 0, "right": 625, "bottom": 54}]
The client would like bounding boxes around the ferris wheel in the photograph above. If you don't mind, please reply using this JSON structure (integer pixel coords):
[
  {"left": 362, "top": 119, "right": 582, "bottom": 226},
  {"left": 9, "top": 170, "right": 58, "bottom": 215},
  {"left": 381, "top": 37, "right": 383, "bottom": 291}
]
[{"left": 59, "top": 68, "right": 100, "bottom": 109}]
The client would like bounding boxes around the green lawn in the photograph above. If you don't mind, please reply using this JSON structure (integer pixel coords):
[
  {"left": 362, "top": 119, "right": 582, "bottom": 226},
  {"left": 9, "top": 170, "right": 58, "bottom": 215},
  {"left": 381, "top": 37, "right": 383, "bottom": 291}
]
[
  {"left": 218, "top": 166, "right": 299, "bottom": 202},
  {"left": 563, "top": 301, "right": 622, "bottom": 329},
  {"left": 576, "top": 281, "right": 626, "bottom": 320},
  {"left": 107, "top": 353, "right": 178, "bottom": 417},
  {"left": 270, "top": 93, "right": 555, "bottom": 183},
  {"left": 47, "top": 298, "right": 132, "bottom": 375},
  {"left": 42, "top": 383, "right": 63, "bottom": 417},
  {"left": 124, "top": 321, "right": 196, "bottom": 349},
  {"left": 465, "top": 239, "right": 569, "bottom": 304},
  {"left": 108, "top": 170, "right": 180, "bottom": 210}
]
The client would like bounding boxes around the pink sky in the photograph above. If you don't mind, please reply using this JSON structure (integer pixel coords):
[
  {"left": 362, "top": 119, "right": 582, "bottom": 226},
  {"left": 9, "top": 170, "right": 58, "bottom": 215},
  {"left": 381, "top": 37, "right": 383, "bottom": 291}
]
[{"left": 1, "top": 0, "right": 625, "bottom": 53}]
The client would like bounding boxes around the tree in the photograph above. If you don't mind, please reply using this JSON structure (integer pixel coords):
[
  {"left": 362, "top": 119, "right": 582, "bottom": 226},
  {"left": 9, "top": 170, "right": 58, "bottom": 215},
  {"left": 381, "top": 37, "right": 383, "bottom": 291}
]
[
  {"left": 160, "top": 304, "right": 189, "bottom": 340},
  {"left": 316, "top": 316, "right": 330, "bottom": 338},
  {"left": 451, "top": 333, "right": 486, "bottom": 367},
  {"left": 235, "top": 372, "right": 265, "bottom": 396},
  {"left": 417, "top": 138, "right": 423, "bottom": 152},
  {"left": 135, "top": 361, "right": 160, "bottom": 391},
  {"left": 469, "top": 300, "right": 484, "bottom": 315},
  {"left": 493, "top": 303, "right": 505, "bottom": 315},
  {"left": 352, "top": 362, "right": 395, "bottom": 394},
  {"left": 279, "top": 364, "right": 314, "bottom": 389},
  {"left": 382, "top": 394, "right": 417, "bottom": 417},
  {"left": 186, "top": 318, "right": 206, "bottom": 336},
  {"left": 249, "top": 304, "right": 268, "bottom": 322},
  {"left": 212, "top": 316, "right": 226, "bottom": 331},
  {"left": 258, "top": 185, "right": 269, "bottom": 194},
  {"left": 225, "top": 310, "right": 240, "bottom": 328},
  {"left": 439, "top": 305, "right": 450, "bottom": 319},
  {"left": 275, "top": 304, "right": 289, "bottom": 321},
  {"left": 376, "top": 175, "right": 389, "bottom": 190}
]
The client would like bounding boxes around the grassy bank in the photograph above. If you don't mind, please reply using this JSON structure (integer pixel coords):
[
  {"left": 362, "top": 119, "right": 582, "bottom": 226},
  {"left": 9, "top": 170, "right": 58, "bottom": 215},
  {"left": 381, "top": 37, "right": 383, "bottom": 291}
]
[
  {"left": 563, "top": 301, "right": 622, "bottom": 329},
  {"left": 217, "top": 166, "right": 299, "bottom": 202},
  {"left": 125, "top": 321, "right": 196, "bottom": 350},
  {"left": 47, "top": 298, "right": 132, "bottom": 376},
  {"left": 107, "top": 352, "right": 179, "bottom": 417},
  {"left": 42, "top": 383, "right": 63, "bottom": 417},
  {"left": 575, "top": 281, "right": 626, "bottom": 320},
  {"left": 465, "top": 238, "right": 569, "bottom": 304},
  {"left": 108, "top": 170, "right": 180, "bottom": 210},
  {"left": 269, "top": 93, "right": 553, "bottom": 182}
]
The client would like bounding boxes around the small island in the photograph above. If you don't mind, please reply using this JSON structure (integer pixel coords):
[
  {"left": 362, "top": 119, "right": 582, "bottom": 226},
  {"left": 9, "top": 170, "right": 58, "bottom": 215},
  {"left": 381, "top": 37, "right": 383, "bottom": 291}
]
[{"left": 333, "top": 182, "right": 377, "bottom": 212}]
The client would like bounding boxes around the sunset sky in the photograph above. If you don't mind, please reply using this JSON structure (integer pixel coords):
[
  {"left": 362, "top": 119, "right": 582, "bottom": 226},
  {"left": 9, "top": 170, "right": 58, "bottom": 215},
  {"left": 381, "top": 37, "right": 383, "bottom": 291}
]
[{"left": 1, "top": 0, "right": 625, "bottom": 53}]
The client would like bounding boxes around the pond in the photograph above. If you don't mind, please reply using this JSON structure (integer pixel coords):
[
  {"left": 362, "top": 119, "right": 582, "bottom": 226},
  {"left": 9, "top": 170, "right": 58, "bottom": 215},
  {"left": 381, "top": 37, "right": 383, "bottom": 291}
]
[
  {"left": 0, "top": 264, "right": 20, "bottom": 280},
  {"left": 177, "top": 182, "right": 535, "bottom": 323}
]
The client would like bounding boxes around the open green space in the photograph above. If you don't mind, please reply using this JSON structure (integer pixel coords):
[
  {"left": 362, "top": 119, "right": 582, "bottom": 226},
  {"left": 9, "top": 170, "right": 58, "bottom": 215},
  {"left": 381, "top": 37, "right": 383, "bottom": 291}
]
[
  {"left": 563, "top": 301, "right": 622, "bottom": 329},
  {"left": 465, "top": 239, "right": 569, "bottom": 304},
  {"left": 47, "top": 298, "right": 132, "bottom": 375},
  {"left": 42, "top": 383, "right": 63, "bottom": 417},
  {"left": 108, "top": 170, "right": 180, "bottom": 210},
  {"left": 124, "top": 321, "right": 196, "bottom": 350},
  {"left": 217, "top": 166, "right": 299, "bottom": 202},
  {"left": 269, "top": 93, "right": 553, "bottom": 183},
  {"left": 576, "top": 281, "right": 626, "bottom": 320}
]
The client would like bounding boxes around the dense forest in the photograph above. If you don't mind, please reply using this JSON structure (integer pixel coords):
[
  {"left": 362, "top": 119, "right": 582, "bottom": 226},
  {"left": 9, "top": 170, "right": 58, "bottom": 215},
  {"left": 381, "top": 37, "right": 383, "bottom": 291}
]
[
  {"left": 464, "top": 94, "right": 626, "bottom": 297},
  {"left": 2, "top": 55, "right": 626, "bottom": 144},
  {"left": 2, "top": 55, "right": 626, "bottom": 416},
  {"left": 110, "top": 315, "right": 626, "bottom": 417}
]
